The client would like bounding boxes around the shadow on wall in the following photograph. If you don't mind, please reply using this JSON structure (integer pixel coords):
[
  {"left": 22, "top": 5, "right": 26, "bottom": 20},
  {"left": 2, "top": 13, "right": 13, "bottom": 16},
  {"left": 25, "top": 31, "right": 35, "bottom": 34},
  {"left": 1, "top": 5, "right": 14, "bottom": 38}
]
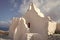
[{"left": 55, "top": 23, "right": 60, "bottom": 34}]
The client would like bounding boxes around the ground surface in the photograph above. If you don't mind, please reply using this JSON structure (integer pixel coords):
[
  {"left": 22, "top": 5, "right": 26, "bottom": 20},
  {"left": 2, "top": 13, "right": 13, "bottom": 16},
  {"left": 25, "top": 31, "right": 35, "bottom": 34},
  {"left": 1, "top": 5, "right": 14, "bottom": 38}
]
[
  {"left": 48, "top": 34, "right": 60, "bottom": 40},
  {"left": 0, "top": 34, "right": 60, "bottom": 40}
]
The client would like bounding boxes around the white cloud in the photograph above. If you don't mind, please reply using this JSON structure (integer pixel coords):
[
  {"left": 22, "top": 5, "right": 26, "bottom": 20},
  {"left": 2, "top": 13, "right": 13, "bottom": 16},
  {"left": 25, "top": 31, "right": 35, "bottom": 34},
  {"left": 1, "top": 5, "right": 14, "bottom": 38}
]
[
  {"left": 18, "top": 0, "right": 60, "bottom": 22},
  {"left": 0, "top": 21, "right": 11, "bottom": 27},
  {"left": 9, "top": 0, "right": 60, "bottom": 22},
  {"left": 10, "top": 0, "right": 18, "bottom": 11},
  {"left": 18, "top": 0, "right": 44, "bottom": 15},
  {"left": 18, "top": 0, "right": 30, "bottom": 14},
  {"left": 42, "top": 0, "right": 60, "bottom": 13},
  {"left": 0, "top": 21, "right": 6, "bottom": 25},
  {"left": 42, "top": 0, "right": 60, "bottom": 21}
]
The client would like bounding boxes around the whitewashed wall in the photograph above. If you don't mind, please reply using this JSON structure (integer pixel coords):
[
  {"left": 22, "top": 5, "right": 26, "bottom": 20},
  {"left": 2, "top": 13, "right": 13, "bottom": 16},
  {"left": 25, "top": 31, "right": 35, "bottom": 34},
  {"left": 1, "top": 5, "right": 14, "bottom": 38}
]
[
  {"left": 48, "top": 21, "right": 57, "bottom": 35},
  {"left": 9, "top": 17, "right": 19, "bottom": 38},
  {"left": 24, "top": 3, "right": 48, "bottom": 40},
  {"left": 14, "top": 17, "right": 29, "bottom": 40}
]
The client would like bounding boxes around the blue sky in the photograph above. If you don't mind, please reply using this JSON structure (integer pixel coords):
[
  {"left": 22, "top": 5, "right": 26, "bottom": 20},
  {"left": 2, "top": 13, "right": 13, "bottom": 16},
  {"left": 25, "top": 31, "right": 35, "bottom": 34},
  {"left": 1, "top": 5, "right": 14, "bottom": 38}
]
[
  {"left": 0, "top": 0, "right": 23, "bottom": 25},
  {"left": 0, "top": 0, "right": 22, "bottom": 21},
  {"left": 0, "top": 0, "right": 60, "bottom": 26}
]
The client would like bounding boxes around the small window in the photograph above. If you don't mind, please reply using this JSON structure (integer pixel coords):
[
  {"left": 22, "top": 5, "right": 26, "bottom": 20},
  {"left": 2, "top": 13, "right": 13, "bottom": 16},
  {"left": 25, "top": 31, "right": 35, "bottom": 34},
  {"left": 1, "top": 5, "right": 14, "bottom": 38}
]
[{"left": 28, "top": 23, "right": 30, "bottom": 28}]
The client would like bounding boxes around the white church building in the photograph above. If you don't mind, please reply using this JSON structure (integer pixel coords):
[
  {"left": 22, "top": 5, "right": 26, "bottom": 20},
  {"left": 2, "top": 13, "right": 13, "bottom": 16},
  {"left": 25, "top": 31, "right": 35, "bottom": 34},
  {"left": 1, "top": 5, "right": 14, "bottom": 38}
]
[{"left": 9, "top": 3, "right": 57, "bottom": 40}]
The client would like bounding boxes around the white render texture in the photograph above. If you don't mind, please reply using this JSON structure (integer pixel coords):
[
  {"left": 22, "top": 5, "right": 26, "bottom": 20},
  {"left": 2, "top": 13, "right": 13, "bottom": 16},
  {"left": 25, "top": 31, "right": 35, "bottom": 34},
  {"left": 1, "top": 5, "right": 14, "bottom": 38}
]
[
  {"left": 26, "top": 33, "right": 42, "bottom": 40},
  {"left": 24, "top": 3, "right": 48, "bottom": 40},
  {"left": 9, "top": 3, "right": 58, "bottom": 40},
  {"left": 48, "top": 21, "right": 57, "bottom": 35},
  {"left": 14, "top": 17, "right": 29, "bottom": 40},
  {"left": 9, "top": 17, "right": 19, "bottom": 38}
]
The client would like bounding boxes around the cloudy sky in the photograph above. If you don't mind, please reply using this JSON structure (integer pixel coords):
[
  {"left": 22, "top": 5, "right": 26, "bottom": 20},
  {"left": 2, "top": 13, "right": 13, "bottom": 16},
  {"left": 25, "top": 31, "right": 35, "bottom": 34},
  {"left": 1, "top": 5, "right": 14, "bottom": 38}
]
[
  {"left": 0, "top": 0, "right": 22, "bottom": 26},
  {"left": 0, "top": 0, "right": 60, "bottom": 26}
]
